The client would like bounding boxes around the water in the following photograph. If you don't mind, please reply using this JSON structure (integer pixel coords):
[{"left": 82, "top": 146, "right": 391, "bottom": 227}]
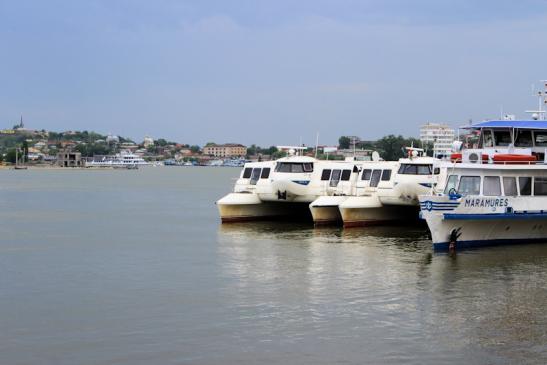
[{"left": 1, "top": 167, "right": 546, "bottom": 365}]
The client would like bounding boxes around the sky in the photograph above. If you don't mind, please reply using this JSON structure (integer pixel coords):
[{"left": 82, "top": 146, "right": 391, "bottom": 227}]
[{"left": 2, "top": 0, "right": 547, "bottom": 146}]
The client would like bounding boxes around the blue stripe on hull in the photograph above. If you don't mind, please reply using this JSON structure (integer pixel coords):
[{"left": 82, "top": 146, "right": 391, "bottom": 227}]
[
  {"left": 444, "top": 213, "right": 547, "bottom": 220},
  {"left": 433, "top": 237, "right": 547, "bottom": 251}
]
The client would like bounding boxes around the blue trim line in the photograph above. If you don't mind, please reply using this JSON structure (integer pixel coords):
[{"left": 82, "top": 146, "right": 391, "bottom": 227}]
[
  {"left": 433, "top": 237, "right": 547, "bottom": 251},
  {"left": 444, "top": 212, "right": 547, "bottom": 220},
  {"left": 291, "top": 180, "right": 310, "bottom": 185},
  {"left": 419, "top": 183, "right": 433, "bottom": 188}
]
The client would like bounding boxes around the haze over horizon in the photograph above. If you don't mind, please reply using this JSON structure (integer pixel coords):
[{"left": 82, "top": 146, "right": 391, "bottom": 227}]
[{"left": 2, "top": 0, "right": 547, "bottom": 146}]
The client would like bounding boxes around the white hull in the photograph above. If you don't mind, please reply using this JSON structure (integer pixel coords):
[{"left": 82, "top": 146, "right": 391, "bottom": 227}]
[
  {"left": 420, "top": 193, "right": 547, "bottom": 251},
  {"left": 424, "top": 214, "right": 547, "bottom": 251},
  {"left": 339, "top": 196, "right": 419, "bottom": 227},
  {"left": 217, "top": 193, "right": 310, "bottom": 222},
  {"left": 309, "top": 196, "right": 348, "bottom": 225}
]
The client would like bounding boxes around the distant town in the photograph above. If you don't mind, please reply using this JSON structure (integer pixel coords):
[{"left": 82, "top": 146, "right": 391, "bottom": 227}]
[{"left": 0, "top": 117, "right": 475, "bottom": 167}]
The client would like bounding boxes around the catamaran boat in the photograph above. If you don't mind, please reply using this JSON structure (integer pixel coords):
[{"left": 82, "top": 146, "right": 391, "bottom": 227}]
[
  {"left": 336, "top": 149, "right": 440, "bottom": 227},
  {"left": 420, "top": 119, "right": 547, "bottom": 251},
  {"left": 216, "top": 150, "right": 373, "bottom": 223}
]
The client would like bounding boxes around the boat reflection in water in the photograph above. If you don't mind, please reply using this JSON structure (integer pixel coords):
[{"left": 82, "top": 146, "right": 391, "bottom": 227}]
[{"left": 217, "top": 221, "right": 547, "bottom": 363}]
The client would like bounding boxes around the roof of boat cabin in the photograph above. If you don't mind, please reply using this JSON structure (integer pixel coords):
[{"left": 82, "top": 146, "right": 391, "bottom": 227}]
[{"left": 466, "top": 120, "right": 547, "bottom": 129}]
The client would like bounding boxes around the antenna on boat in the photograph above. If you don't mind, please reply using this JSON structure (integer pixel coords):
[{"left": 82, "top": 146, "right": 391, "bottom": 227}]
[{"left": 525, "top": 80, "right": 547, "bottom": 120}]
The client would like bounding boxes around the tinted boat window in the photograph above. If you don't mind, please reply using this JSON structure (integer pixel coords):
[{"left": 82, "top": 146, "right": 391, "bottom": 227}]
[
  {"left": 519, "top": 177, "right": 532, "bottom": 196},
  {"left": 370, "top": 170, "right": 382, "bottom": 187},
  {"left": 330, "top": 169, "right": 341, "bottom": 187},
  {"left": 321, "top": 169, "right": 331, "bottom": 181},
  {"left": 381, "top": 170, "right": 392, "bottom": 181},
  {"left": 458, "top": 176, "right": 481, "bottom": 195},
  {"left": 242, "top": 167, "right": 252, "bottom": 178},
  {"left": 250, "top": 168, "right": 261, "bottom": 185},
  {"left": 503, "top": 177, "right": 517, "bottom": 196},
  {"left": 515, "top": 130, "right": 533, "bottom": 147},
  {"left": 260, "top": 168, "right": 270, "bottom": 179},
  {"left": 483, "top": 176, "right": 501, "bottom": 196},
  {"left": 535, "top": 132, "right": 547, "bottom": 147},
  {"left": 493, "top": 130, "right": 512, "bottom": 146},
  {"left": 398, "top": 164, "right": 431, "bottom": 175},
  {"left": 341, "top": 169, "right": 351, "bottom": 181},
  {"left": 275, "top": 162, "right": 312, "bottom": 173},
  {"left": 361, "top": 169, "right": 372, "bottom": 180},
  {"left": 417, "top": 165, "right": 432, "bottom": 175},
  {"left": 444, "top": 175, "right": 458, "bottom": 194},
  {"left": 534, "top": 177, "right": 547, "bottom": 196}
]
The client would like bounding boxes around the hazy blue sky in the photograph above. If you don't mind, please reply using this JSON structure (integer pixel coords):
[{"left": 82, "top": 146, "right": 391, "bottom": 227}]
[{"left": 2, "top": 0, "right": 547, "bottom": 146}]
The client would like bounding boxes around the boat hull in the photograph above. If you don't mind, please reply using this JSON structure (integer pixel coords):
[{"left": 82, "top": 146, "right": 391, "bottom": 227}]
[
  {"left": 217, "top": 193, "right": 311, "bottom": 223},
  {"left": 426, "top": 214, "right": 547, "bottom": 251},
  {"left": 309, "top": 196, "right": 348, "bottom": 226},
  {"left": 419, "top": 195, "right": 547, "bottom": 251},
  {"left": 339, "top": 196, "right": 420, "bottom": 227}
]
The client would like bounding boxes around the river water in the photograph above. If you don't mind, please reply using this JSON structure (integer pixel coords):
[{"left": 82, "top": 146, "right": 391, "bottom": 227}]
[{"left": 1, "top": 167, "right": 546, "bottom": 364}]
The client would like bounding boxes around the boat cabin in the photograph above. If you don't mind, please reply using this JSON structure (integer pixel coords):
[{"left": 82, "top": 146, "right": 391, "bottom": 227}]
[{"left": 470, "top": 120, "right": 547, "bottom": 160}]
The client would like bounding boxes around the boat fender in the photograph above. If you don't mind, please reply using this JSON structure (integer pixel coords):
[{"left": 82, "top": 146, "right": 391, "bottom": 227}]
[{"left": 277, "top": 190, "right": 287, "bottom": 200}]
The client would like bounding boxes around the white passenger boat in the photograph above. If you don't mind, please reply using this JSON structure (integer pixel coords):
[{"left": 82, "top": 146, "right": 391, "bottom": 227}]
[
  {"left": 306, "top": 158, "right": 378, "bottom": 225},
  {"left": 87, "top": 151, "right": 149, "bottom": 167},
  {"left": 216, "top": 152, "right": 370, "bottom": 223},
  {"left": 337, "top": 149, "right": 439, "bottom": 227},
  {"left": 419, "top": 119, "right": 547, "bottom": 250}
]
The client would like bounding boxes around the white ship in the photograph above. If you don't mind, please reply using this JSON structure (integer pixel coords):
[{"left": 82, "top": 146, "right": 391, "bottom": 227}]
[
  {"left": 87, "top": 151, "right": 149, "bottom": 167},
  {"left": 419, "top": 81, "right": 547, "bottom": 251}
]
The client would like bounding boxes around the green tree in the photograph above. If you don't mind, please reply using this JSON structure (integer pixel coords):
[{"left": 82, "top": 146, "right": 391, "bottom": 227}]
[
  {"left": 189, "top": 145, "right": 200, "bottom": 153},
  {"left": 5, "top": 148, "right": 17, "bottom": 163},
  {"left": 338, "top": 136, "right": 351, "bottom": 149},
  {"left": 376, "top": 135, "right": 407, "bottom": 161}
]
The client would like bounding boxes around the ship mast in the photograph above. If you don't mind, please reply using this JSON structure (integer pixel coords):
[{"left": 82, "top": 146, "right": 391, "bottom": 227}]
[{"left": 525, "top": 80, "right": 547, "bottom": 120}]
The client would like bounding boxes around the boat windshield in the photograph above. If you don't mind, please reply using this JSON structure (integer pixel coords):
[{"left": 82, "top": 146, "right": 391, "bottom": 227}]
[
  {"left": 398, "top": 164, "right": 432, "bottom": 175},
  {"left": 275, "top": 162, "right": 314, "bottom": 173}
]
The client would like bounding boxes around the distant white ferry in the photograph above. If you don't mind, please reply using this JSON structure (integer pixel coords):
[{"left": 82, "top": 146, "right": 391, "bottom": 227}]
[{"left": 87, "top": 151, "right": 149, "bottom": 167}]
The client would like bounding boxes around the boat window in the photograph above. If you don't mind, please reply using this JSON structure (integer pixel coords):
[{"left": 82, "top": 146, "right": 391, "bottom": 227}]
[
  {"left": 261, "top": 168, "right": 270, "bottom": 179},
  {"left": 275, "top": 162, "right": 313, "bottom": 173},
  {"left": 483, "top": 130, "right": 494, "bottom": 147},
  {"left": 370, "top": 170, "right": 382, "bottom": 187},
  {"left": 515, "top": 130, "right": 533, "bottom": 147},
  {"left": 534, "top": 177, "right": 547, "bottom": 196},
  {"left": 503, "top": 177, "right": 517, "bottom": 196},
  {"left": 250, "top": 168, "right": 261, "bottom": 185},
  {"left": 418, "top": 165, "right": 432, "bottom": 175},
  {"left": 242, "top": 167, "right": 252, "bottom": 178},
  {"left": 534, "top": 132, "right": 547, "bottom": 147},
  {"left": 519, "top": 177, "right": 532, "bottom": 196},
  {"left": 443, "top": 175, "right": 459, "bottom": 194},
  {"left": 341, "top": 169, "right": 351, "bottom": 181},
  {"left": 458, "top": 176, "right": 481, "bottom": 195},
  {"left": 361, "top": 169, "right": 372, "bottom": 180},
  {"left": 330, "top": 169, "right": 341, "bottom": 187},
  {"left": 303, "top": 163, "right": 314, "bottom": 172},
  {"left": 321, "top": 169, "right": 331, "bottom": 181},
  {"left": 381, "top": 170, "right": 392, "bottom": 181},
  {"left": 483, "top": 176, "right": 501, "bottom": 196},
  {"left": 433, "top": 167, "right": 440, "bottom": 175},
  {"left": 398, "top": 164, "right": 432, "bottom": 175},
  {"left": 493, "top": 130, "right": 512, "bottom": 146}
]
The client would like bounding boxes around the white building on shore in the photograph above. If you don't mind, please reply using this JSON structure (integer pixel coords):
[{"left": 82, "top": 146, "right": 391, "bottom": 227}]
[{"left": 419, "top": 122, "right": 455, "bottom": 158}]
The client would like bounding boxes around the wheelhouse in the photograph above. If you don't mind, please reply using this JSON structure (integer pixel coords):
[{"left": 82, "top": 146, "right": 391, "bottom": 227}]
[{"left": 469, "top": 120, "right": 547, "bottom": 160}]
